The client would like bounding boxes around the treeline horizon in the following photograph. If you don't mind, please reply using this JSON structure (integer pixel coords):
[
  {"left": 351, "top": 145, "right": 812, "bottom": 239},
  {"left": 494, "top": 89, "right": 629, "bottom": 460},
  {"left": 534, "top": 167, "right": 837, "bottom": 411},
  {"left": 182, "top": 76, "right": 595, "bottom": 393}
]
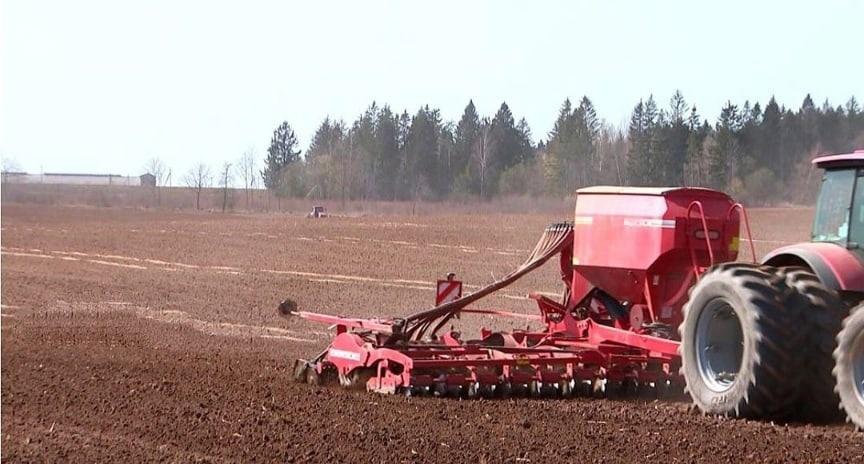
[{"left": 257, "top": 92, "right": 864, "bottom": 205}]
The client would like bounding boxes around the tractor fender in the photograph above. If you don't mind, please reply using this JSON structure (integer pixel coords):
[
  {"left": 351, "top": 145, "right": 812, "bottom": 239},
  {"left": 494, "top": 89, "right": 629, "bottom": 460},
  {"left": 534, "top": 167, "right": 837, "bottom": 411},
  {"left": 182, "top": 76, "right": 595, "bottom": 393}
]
[{"left": 761, "top": 242, "right": 864, "bottom": 292}]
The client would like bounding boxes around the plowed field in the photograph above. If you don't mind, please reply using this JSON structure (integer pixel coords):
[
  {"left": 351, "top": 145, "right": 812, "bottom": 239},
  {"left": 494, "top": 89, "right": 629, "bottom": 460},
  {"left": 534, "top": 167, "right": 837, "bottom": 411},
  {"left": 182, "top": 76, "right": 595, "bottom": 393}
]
[{"left": 3, "top": 204, "right": 861, "bottom": 462}]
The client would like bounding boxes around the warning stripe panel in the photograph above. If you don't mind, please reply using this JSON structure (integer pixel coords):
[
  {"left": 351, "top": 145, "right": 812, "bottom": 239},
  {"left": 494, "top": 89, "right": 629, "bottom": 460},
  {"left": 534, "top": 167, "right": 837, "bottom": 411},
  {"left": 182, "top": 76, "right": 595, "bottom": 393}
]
[{"left": 436, "top": 280, "right": 462, "bottom": 305}]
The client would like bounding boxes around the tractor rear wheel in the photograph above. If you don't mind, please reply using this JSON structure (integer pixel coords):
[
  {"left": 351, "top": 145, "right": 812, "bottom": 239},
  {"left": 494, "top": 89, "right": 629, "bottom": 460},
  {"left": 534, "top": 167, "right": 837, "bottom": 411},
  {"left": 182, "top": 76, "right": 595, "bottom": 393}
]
[
  {"left": 834, "top": 305, "right": 864, "bottom": 430},
  {"left": 775, "top": 267, "right": 848, "bottom": 422},
  {"left": 680, "top": 263, "right": 802, "bottom": 419}
]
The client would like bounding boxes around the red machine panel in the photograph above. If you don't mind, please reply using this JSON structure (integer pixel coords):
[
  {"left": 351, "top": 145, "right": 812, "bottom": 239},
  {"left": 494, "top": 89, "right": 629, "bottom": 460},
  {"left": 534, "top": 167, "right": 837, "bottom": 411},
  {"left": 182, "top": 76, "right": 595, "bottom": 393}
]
[{"left": 570, "top": 186, "right": 741, "bottom": 327}]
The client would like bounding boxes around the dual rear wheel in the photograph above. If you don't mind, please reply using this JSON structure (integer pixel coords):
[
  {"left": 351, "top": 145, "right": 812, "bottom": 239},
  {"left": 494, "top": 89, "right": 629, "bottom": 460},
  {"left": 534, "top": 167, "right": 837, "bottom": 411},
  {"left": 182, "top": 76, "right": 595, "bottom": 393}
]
[
  {"left": 680, "top": 264, "right": 802, "bottom": 419},
  {"left": 681, "top": 263, "right": 857, "bottom": 424}
]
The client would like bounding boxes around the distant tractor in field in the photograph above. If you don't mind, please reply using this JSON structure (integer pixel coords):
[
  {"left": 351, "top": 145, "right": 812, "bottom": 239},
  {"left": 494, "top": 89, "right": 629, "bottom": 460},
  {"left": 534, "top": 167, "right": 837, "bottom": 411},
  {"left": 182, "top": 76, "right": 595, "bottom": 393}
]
[{"left": 307, "top": 206, "right": 327, "bottom": 218}]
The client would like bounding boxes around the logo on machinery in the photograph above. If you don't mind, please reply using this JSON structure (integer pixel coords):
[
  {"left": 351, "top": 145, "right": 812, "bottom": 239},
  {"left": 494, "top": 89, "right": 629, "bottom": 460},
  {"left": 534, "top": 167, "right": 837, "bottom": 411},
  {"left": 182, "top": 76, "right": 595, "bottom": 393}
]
[
  {"left": 623, "top": 218, "right": 676, "bottom": 229},
  {"left": 328, "top": 348, "right": 362, "bottom": 361}
]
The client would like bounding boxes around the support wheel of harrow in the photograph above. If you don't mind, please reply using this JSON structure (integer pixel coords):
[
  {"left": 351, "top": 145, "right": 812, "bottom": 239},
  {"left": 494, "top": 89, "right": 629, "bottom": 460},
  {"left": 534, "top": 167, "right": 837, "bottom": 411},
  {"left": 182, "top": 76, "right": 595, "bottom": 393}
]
[
  {"left": 775, "top": 267, "right": 849, "bottom": 422},
  {"left": 680, "top": 263, "right": 803, "bottom": 420},
  {"left": 834, "top": 305, "right": 864, "bottom": 430},
  {"left": 292, "top": 360, "right": 309, "bottom": 383}
]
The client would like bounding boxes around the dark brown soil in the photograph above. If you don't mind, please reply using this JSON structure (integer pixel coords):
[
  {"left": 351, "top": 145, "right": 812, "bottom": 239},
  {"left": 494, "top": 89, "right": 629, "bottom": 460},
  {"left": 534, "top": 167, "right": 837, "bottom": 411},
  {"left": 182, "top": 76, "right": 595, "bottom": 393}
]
[{"left": 5, "top": 204, "right": 859, "bottom": 463}]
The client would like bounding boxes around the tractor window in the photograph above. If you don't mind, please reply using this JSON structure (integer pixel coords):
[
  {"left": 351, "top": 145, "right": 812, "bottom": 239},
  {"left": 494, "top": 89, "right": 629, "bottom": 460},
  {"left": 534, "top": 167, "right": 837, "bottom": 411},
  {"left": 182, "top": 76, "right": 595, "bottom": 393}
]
[
  {"left": 812, "top": 169, "right": 855, "bottom": 244},
  {"left": 850, "top": 173, "right": 864, "bottom": 247}
]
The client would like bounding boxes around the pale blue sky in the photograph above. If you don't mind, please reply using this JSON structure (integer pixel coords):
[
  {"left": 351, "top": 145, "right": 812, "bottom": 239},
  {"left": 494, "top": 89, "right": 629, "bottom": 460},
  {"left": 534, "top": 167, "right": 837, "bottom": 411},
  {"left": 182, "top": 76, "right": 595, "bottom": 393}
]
[{"left": 1, "top": 0, "right": 862, "bottom": 176}]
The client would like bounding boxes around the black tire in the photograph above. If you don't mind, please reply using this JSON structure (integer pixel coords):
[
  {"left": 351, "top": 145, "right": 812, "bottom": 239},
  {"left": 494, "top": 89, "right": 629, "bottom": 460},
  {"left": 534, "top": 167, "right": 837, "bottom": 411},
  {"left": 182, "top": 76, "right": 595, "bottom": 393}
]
[
  {"left": 680, "top": 263, "right": 803, "bottom": 419},
  {"left": 775, "top": 267, "right": 849, "bottom": 422},
  {"left": 292, "top": 359, "right": 309, "bottom": 383},
  {"left": 834, "top": 305, "right": 864, "bottom": 430}
]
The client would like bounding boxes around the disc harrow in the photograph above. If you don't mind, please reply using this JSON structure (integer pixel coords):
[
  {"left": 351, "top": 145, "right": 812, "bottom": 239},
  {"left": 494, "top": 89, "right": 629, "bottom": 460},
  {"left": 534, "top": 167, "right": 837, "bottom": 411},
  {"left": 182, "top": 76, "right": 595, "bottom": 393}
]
[{"left": 281, "top": 201, "right": 717, "bottom": 399}]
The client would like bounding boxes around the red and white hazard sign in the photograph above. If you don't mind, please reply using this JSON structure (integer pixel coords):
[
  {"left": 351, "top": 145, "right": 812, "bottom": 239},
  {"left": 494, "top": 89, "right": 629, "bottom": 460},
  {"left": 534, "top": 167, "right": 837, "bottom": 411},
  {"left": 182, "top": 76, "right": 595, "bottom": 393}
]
[{"left": 435, "top": 278, "right": 463, "bottom": 306}]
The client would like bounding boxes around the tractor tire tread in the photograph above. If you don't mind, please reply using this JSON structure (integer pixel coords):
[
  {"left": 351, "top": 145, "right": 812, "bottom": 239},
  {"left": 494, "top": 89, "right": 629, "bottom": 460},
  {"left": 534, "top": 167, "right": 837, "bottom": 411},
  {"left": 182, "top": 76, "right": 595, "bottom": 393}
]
[
  {"left": 834, "top": 304, "right": 864, "bottom": 430},
  {"left": 776, "top": 267, "right": 848, "bottom": 422},
  {"left": 681, "top": 263, "right": 803, "bottom": 420}
]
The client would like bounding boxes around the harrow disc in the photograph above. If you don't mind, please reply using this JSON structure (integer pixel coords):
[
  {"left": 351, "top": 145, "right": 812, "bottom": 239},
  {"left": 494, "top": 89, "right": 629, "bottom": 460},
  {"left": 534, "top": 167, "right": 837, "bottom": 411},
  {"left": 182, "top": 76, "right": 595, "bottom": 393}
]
[
  {"left": 305, "top": 368, "right": 321, "bottom": 386},
  {"left": 528, "top": 381, "right": 541, "bottom": 398},
  {"left": 497, "top": 382, "right": 512, "bottom": 398},
  {"left": 559, "top": 380, "right": 573, "bottom": 398},
  {"left": 539, "top": 383, "right": 558, "bottom": 398},
  {"left": 479, "top": 384, "right": 496, "bottom": 398},
  {"left": 292, "top": 360, "right": 308, "bottom": 383}
]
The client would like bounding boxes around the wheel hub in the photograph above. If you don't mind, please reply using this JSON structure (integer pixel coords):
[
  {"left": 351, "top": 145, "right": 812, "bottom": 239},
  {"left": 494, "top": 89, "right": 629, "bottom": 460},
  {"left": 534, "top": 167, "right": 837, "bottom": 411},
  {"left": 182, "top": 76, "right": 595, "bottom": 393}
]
[{"left": 695, "top": 299, "right": 744, "bottom": 392}]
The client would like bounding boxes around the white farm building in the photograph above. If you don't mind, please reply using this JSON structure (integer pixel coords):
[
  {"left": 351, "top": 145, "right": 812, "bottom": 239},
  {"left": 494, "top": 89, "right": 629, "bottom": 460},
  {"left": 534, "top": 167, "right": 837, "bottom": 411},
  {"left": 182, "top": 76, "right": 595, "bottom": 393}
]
[{"left": 2, "top": 172, "right": 152, "bottom": 186}]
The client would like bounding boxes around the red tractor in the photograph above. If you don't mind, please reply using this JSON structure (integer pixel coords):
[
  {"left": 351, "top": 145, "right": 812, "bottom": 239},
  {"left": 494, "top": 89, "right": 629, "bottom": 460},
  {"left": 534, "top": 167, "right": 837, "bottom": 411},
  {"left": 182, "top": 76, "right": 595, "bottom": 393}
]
[
  {"left": 754, "top": 149, "right": 864, "bottom": 428},
  {"left": 282, "top": 149, "right": 864, "bottom": 428}
]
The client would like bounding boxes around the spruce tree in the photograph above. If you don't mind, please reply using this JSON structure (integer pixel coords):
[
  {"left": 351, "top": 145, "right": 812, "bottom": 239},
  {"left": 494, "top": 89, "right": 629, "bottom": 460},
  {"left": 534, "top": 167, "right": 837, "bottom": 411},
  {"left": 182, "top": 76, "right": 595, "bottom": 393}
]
[
  {"left": 665, "top": 90, "right": 690, "bottom": 185},
  {"left": 453, "top": 100, "right": 481, "bottom": 186},
  {"left": 709, "top": 101, "right": 741, "bottom": 189},
  {"left": 626, "top": 100, "right": 647, "bottom": 185},
  {"left": 546, "top": 99, "right": 574, "bottom": 194},
  {"left": 758, "top": 97, "right": 782, "bottom": 175},
  {"left": 573, "top": 96, "right": 599, "bottom": 187},
  {"left": 261, "top": 121, "right": 301, "bottom": 191},
  {"left": 375, "top": 106, "right": 400, "bottom": 200}
]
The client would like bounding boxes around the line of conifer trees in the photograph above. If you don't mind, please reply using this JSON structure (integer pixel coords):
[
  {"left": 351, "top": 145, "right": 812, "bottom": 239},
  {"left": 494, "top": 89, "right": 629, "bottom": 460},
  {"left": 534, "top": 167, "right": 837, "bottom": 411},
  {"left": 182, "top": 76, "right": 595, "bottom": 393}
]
[{"left": 261, "top": 92, "right": 864, "bottom": 204}]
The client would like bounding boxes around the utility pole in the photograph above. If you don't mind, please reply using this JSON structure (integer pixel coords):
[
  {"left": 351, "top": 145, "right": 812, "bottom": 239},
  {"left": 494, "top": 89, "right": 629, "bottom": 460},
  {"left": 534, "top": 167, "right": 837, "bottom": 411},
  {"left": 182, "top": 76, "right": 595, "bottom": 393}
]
[{"left": 222, "top": 162, "right": 232, "bottom": 213}]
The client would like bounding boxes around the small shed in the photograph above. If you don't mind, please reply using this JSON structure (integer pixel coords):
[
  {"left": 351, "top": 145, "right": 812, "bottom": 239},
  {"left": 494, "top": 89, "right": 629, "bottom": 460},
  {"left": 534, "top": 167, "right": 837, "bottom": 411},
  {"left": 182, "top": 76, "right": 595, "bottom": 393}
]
[{"left": 140, "top": 173, "right": 157, "bottom": 187}]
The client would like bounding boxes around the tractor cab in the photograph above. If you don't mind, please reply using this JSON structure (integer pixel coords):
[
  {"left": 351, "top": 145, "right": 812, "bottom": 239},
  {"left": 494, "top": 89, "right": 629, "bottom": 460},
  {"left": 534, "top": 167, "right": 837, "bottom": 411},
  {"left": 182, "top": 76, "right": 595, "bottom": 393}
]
[
  {"left": 762, "top": 149, "right": 864, "bottom": 293},
  {"left": 812, "top": 150, "right": 864, "bottom": 249}
]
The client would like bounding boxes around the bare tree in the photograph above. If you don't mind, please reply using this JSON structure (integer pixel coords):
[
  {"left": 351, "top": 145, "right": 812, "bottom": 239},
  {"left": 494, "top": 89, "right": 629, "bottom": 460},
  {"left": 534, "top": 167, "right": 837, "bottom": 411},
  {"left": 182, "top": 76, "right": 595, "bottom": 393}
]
[
  {"left": 236, "top": 148, "right": 256, "bottom": 209},
  {"left": 1, "top": 156, "right": 22, "bottom": 180},
  {"left": 472, "top": 118, "right": 495, "bottom": 198},
  {"left": 184, "top": 163, "right": 211, "bottom": 210},
  {"left": 220, "top": 162, "right": 233, "bottom": 213},
  {"left": 143, "top": 157, "right": 168, "bottom": 205},
  {"left": 143, "top": 157, "right": 168, "bottom": 185},
  {"left": 1, "top": 156, "right": 22, "bottom": 197}
]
